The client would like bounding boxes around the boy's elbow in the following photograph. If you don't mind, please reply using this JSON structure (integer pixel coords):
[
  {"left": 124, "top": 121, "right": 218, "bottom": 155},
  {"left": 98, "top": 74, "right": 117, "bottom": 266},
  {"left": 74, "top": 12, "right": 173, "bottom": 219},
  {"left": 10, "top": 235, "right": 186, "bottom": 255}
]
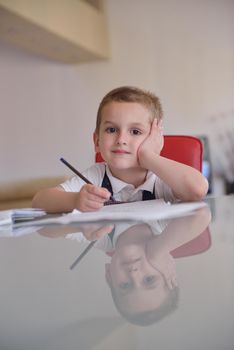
[
  {"left": 189, "top": 177, "right": 209, "bottom": 201},
  {"left": 176, "top": 176, "right": 209, "bottom": 202}
]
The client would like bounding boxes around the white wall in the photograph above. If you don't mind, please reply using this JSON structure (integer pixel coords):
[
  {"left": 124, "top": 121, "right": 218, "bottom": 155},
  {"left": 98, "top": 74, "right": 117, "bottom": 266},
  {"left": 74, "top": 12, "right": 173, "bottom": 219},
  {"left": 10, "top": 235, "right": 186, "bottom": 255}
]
[{"left": 0, "top": 0, "right": 233, "bottom": 182}]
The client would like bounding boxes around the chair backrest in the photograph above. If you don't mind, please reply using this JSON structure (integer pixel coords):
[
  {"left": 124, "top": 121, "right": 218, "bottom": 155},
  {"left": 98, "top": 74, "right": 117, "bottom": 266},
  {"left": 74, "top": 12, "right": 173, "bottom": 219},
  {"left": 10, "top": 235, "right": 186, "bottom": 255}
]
[
  {"left": 171, "top": 228, "right": 211, "bottom": 258},
  {"left": 160, "top": 135, "right": 203, "bottom": 171},
  {"left": 96, "top": 135, "right": 203, "bottom": 171}
]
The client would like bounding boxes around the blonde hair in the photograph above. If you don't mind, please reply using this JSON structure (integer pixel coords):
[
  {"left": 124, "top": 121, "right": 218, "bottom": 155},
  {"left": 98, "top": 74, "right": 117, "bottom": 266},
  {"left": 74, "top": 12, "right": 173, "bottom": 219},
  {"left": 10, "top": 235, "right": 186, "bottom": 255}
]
[
  {"left": 95, "top": 86, "right": 163, "bottom": 133},
  {"left": 109, "top": 282, "right": 179, "bottom": 327}
]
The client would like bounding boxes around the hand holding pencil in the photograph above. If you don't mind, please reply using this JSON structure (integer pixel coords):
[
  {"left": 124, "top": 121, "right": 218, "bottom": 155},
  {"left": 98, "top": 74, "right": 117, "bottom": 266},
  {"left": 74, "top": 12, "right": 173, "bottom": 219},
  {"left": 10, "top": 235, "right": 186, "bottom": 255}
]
[
  {"left": 75, "top": 183, "right": 111, "bottom": 212},
  {"left": 60, "top": 157, "right": 122, "bottom": 212},
  {"left": 32, "top": 157, "right": 121, "bottom": 213}
]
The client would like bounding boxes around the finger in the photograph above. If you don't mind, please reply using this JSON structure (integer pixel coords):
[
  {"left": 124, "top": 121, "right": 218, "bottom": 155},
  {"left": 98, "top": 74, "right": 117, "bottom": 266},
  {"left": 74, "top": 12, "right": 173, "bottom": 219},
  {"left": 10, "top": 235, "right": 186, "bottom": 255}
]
[
  {"left": 92, "top": 225, "right": 114, "bottom": 240},
  {"left": 155, "top": 120, "right": 163, "bottom": 135},
  {"left": 165, "top": 276, "right": 173, "bottom": 290},
  {"left": 84, "top": 200, "right": 105, "bottom": 211},
  {"left": 158, "top": 120, "right": 164, "bottom": 134},
  {"left": 78, "top": 196, "right": 105, "bottom": 212},
  {"left": 81, "top": 187, "right": 110, "bottom": 205},
  {"left": 150, "top": 118, "right": 158, "bottom": 132},
  {"left": 86, "top": 192, "right": 107, "bottom": 204},
  {"left": 157, "top": 119, "right": 163, "bottom": 127},
  {"left": 164, "top": 271, "right": 177, "bottom": 290},
  {"left": 86, "top": 185, "right": 111, "bottom": 200},
  {"left": 150, "top": 119, "right": 163, "bottom": 140},
  {"left": 172, "top": 276, "right": 178, "bottom": 288}
]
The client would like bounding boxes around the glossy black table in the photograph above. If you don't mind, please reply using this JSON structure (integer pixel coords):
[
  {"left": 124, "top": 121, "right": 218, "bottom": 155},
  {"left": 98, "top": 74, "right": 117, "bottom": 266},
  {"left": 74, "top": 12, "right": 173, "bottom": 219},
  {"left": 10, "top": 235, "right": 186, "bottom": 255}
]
[{"left": 0, "top": 195, "right": 233, "bottom": 350}]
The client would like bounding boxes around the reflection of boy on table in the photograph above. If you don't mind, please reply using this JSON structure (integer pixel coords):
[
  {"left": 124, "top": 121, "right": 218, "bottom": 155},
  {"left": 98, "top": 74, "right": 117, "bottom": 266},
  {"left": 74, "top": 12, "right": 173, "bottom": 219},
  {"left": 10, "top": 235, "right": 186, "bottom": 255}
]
[
  {"left": 66, "top": 206, "right": 211, "bottom": 326},
  {"left": 104, "top": 206, "right": 211, "bottom": 326}
]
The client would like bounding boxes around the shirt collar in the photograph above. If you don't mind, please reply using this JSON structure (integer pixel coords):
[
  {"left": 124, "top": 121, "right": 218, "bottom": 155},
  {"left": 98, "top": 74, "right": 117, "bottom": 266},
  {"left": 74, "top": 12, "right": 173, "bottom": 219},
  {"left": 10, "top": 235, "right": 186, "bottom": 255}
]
[
  {"left": 137, "top": 171, "right": 156, "bottom": 193},
  {"left": 105, "top": 165, "right": 133, "bottom": 194},
  {"left": 105, "top": 165, "right": 156, "bottom": 195}
]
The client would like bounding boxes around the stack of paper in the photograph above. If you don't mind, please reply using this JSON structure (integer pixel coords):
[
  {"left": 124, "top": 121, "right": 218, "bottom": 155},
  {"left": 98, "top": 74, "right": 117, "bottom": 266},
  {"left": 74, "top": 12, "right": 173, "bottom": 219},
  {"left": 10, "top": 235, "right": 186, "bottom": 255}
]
[{"left": 0, "top": 208, "right": 46, "bottom": 226}]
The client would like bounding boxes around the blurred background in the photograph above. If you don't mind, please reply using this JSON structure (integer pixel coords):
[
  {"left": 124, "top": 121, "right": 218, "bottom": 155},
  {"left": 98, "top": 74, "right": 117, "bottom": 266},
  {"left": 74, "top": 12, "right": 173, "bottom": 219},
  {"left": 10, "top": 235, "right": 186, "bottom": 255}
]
[{"left": 0, "top": 0, "right": 233, "bottom": 196}]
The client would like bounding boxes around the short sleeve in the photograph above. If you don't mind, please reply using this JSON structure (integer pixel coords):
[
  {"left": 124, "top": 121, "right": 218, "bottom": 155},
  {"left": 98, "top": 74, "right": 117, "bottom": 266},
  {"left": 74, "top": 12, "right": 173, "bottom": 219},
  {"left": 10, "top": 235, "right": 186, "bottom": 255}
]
[
  {"left": 154, "top": 177, "right": 177, "bottom": 203},
  {"left": 60, "top": 163, "right": 106, "bottom": 192}
]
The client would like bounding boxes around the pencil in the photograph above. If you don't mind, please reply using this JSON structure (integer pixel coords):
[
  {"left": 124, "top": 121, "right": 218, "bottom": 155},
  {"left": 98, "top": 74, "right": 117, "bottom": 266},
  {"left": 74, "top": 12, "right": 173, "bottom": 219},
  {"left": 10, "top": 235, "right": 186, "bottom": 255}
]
[
  {"left": 60, "top": 157, "right": 93, "bottom": 185},
  {"left": 60, "top": 157, "right": 116, "bottom": 203},
  {"left": 70, "top": 240, "right": 96, "bottom": 270}
]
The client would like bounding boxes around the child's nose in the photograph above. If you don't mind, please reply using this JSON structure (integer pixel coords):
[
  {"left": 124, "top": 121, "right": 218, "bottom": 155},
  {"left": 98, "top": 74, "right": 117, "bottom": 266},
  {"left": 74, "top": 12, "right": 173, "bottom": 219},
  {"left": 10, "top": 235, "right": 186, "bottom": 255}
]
[
  {"left": 116, "top": 131, "right": 127, "bottom": 145},
  {"left": 126, "top": 260, "right": 141, "bottom": 273},
  {"left": 127, "top": 265, "right": 138, "bottom": 272}
]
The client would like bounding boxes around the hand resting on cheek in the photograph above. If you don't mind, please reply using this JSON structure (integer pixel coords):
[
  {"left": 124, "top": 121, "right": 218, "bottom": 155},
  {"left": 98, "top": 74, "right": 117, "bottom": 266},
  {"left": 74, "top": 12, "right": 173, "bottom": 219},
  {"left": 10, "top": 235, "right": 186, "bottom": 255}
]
[{"left": 137, "top": 119, "right": 164, "bottom": 169}]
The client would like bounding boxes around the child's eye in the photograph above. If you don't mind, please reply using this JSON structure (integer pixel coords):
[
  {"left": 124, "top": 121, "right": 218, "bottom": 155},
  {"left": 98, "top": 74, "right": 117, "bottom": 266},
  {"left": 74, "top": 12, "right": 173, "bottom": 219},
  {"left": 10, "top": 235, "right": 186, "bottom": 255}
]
[
  {"left": 143, "top": 275, "right": 156, "bottom": 286},
  {"left": 106, "top": 127, "right": 117, "bottom": 133},
  {"left": 130, "top": 129, "right": 142, "bottom": 135},
  {"left": 119, "top": 282, "right": 131, "bottom": 290}
]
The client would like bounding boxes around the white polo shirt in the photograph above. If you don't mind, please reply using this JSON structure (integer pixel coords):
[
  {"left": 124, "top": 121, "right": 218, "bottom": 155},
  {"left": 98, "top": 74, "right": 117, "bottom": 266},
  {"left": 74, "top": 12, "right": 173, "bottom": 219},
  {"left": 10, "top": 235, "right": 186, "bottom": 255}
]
[{"left": 60, "top": 163, "right": 176, "bottom": 203}]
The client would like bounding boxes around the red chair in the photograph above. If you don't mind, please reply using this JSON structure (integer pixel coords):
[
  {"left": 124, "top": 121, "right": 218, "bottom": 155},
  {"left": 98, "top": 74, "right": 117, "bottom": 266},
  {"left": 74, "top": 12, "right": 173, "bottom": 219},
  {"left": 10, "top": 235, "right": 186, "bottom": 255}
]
[
  {"left": 95, "top": 135, "right": 211, "bottom": 257},
  {"left": 161, "top": 136, "right": 211, "bottom": 257},
  {"left": 160, "top": 135, "right": 203, "bottom": 171}
]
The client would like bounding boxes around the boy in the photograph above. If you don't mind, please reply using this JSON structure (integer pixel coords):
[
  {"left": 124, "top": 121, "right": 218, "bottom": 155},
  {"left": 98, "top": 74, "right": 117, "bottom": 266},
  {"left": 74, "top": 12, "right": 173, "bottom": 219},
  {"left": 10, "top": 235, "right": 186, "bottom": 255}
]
[{"left": 32, "top": 86, "right": 208, "bottom": 213}]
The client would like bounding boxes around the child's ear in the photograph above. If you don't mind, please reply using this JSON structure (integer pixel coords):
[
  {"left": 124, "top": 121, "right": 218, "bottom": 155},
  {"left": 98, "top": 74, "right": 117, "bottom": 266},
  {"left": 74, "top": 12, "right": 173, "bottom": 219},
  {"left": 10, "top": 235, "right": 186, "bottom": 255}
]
[
  {"left": 93, "top": 131, "right": 100, "bottom": 153},
  {"left": 105, "top": 263, "right": 112, "bottom": 288}
]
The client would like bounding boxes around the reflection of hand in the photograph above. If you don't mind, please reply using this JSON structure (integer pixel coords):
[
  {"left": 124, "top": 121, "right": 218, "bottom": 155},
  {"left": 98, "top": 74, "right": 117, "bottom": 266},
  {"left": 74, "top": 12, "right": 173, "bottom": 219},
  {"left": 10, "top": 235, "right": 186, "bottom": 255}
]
[
  {"left": 138, "top": 119, "right": 164, "bottom": 169},
  {"left": 147, "top": 251, "right": 177, "bottom": 290},
  {"left": 78, "top": 223, "right": 114, "bottom": 241},
  {"left": 145, "top": 206, "right": 211, "bottom": 289},
  {"left": 38, "top": 223, "right": 114, "bottom": 240}
]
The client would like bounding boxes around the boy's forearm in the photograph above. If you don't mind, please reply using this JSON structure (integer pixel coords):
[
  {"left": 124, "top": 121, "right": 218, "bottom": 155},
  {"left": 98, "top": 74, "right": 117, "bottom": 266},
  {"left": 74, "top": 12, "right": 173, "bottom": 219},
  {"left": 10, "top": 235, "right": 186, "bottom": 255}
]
[
  {"left": 32, "top": 188, "right": 77, "bottom": 213},
  {"left": 144, "top": 153, "right": 208, "bottom": 201}
]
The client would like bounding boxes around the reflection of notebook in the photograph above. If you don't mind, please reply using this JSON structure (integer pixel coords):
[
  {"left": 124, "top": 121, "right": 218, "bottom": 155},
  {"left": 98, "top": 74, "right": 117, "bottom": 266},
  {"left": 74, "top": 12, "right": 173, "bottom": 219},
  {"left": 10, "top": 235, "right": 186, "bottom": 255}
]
[{"left": 171, "top": 228, "right": 211, "bottom": 258}]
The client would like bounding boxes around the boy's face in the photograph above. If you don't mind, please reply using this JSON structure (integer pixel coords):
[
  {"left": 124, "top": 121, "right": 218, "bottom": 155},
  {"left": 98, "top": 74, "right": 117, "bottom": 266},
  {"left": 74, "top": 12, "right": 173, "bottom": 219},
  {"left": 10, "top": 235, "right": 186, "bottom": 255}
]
[
  {"left": 94, "top": 101, "right": 152, "bottom": 173},
  {"left": 105, "top": 226, "right": 169, "bottom": 313}
]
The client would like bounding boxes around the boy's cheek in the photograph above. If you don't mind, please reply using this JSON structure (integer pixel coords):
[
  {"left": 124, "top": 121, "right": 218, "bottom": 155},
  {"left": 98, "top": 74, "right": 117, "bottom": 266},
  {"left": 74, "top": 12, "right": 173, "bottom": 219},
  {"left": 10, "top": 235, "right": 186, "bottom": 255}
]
[{"left": 138, "top": 135, "right": 150, "bottom": 148}]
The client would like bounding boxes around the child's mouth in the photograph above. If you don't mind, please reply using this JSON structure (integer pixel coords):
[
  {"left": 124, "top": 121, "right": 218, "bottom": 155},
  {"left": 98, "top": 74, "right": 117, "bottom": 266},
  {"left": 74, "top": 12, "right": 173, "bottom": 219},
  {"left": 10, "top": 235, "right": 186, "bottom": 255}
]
[{"left": 112, "top": 149, "right": 130, "bottom": 154}]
